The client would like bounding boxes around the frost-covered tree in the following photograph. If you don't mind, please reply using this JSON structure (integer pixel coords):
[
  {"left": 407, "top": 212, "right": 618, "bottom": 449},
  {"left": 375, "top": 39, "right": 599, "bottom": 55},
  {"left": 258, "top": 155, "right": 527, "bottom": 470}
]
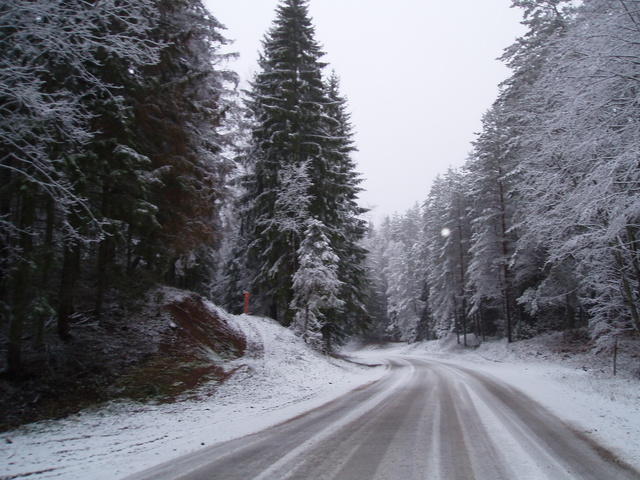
[
  {"left": 500, "top": 0, "right": 573, "bottom": 98},
  {"left": 134, "top": 0, "right": 237, "bottom": 289},
  {"left": 456, "top": 2, "right": 572, "bottom": 343},
  {"left": 320, "top": 73, "right": 370, "bottom": 342},
  {"left": 465, "top": 106, "right": 521, "bottom": 342},
  {"left": 1, "top": 0, "right": 237, "bottom": 375},
  {"left": 383, "top": 206, "right": 427, "bottom": 341},
  {"left": 274, "top": 162, "right": 313, "bottom": 234},
  {"left": 362, "top": 221, "right": 392, "bottom": 338},
  {"left": 291, "top": 220, "right": 344, "bottom": 350},
  {"left": 238, "top": 0, "right": 330, "bottom": 323},
  {"left": 233, "top": 0, "right": 369, "bottom": 347},
  {"left": 364, "top": 206, "right": 429, "bottom": 342},
  {"left": 1, "top": 0, "right": 161, "bottom": 374},
  {"left": 424, "top": 171, "right": 472, "bottom": 341},
  {"left": 514, "top": 0, "right": 640, "bottom": 342}
]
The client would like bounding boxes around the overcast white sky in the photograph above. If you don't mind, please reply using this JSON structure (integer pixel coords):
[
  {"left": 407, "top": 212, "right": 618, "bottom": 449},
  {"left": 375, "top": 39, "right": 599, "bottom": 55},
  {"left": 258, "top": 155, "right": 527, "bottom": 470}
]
[{"left": 204, "top": 0, "right": 526, "bottom": 223}]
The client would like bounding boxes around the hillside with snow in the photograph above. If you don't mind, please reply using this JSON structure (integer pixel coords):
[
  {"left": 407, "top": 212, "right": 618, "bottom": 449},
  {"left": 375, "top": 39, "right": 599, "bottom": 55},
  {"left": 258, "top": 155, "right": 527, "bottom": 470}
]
[
  {"left": 2, "top": 294, "right": 640, "bottom": 479},
  {"left": 1, "top": 293, "right": 384, "bottom": 480}
]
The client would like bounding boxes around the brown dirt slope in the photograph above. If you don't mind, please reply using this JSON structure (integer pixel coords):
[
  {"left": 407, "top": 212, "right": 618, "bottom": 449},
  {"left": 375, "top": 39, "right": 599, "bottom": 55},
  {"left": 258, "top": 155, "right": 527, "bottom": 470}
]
[{"left": 0, "top": 289, "right": 246, "bottom": 432}]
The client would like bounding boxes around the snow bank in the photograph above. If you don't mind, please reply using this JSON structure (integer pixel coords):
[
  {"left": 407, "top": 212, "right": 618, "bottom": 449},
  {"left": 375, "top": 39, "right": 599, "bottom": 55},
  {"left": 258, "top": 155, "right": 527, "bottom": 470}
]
[{"left": 0, "top": 307, "right": 384, "bottom": 480}]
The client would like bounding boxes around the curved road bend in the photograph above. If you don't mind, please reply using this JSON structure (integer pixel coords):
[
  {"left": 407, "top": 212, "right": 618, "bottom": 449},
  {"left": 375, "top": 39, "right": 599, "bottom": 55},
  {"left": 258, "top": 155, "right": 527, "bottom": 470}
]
[{"left": 125, "top": 357, "right": 640, "bottom": 480}]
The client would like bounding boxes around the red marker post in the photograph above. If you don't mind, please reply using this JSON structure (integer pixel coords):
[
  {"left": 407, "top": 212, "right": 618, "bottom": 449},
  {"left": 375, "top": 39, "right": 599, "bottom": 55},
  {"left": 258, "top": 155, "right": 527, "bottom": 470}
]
[{"left": 244, "top": 292, "right": 250, "bottom": 315}]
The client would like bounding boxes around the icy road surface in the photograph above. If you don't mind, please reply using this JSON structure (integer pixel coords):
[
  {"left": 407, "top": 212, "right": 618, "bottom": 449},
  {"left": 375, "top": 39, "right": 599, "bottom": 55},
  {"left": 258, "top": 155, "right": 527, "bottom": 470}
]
[{"left": 125, "top": 356, "right": 640, "bottom": 480}]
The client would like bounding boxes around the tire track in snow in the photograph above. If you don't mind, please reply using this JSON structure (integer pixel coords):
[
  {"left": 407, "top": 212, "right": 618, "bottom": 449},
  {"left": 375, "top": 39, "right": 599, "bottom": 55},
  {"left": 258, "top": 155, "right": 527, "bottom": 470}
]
[{"left": 127, "top": 356, "right": 640, "bottom": 480}]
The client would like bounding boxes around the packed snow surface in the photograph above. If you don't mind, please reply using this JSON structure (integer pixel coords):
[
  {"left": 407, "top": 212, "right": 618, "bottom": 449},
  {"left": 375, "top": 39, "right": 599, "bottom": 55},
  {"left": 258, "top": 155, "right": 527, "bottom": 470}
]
[
  {"left": 362, "top": 335, "right": 640, "bottom": 473},
  {"left": 2, "top": 319, "right": 640, "bottom": 479}
]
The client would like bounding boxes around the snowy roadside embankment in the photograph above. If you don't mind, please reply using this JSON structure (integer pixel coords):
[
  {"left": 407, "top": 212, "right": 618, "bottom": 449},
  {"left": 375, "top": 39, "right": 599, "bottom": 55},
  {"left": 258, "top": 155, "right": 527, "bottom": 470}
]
[
  {"left": 4, "top": 320, "right": 639, "bottom": 479},
  {"left": 1, "top": 308, "right": 384, "bottom": 480},
  {"left": 354, "top": 335, "right": 640, "bottom": 472}
]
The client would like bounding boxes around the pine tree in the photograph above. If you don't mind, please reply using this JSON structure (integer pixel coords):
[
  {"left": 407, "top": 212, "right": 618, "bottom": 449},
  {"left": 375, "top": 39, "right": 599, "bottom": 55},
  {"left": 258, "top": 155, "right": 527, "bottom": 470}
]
[
  {"left": 229, "top": 0, "right": 369, "bottom": 349},
  {"left": 383, "top": 206, "right": 427, "bottom": 342},
  {"left": 465, "top": 106, "right": 520, "bottom": 342},
  {"left": 1, "top": 0, "right": 161, "bottom": 374},
  {"left": 319, "top": 73, "right": 370, "bottom": 344},
  {"left": 291, "top": 220, "right": 344, "bottom": 350},
  {"left": 424, "top": 172, "right": 472, "bottom": 340},
  {"left": 362, "top": 221, "right": 392, "bottom": 339},
  {"left": 133, "top": 0, "right": 236, "bottom": 289},
  {"left": 237, "top": 0, "right": 329, "bottom": 323}
]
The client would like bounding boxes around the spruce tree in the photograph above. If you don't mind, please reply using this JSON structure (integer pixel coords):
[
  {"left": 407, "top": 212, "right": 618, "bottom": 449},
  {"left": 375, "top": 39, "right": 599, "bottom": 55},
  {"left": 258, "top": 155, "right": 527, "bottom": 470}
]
[
  {"left": 465, "top": 106, "right": 519, "bottom": 342},
  {"left": 134, "top": 0, "right": 236, "bottom": 289},
  {"left": 234, "top": 0, "right": 369, "bottom": 346},
  {"left": 239, "top": 0, "right": 330, "bottom": 323},
  {"left": 0, "top": 0, "right": 161, "bottom": 373},
  {"left": 291, "top": 220, "right": 344, "bottom": 349},
  {"left": 239, "top": 0, "right": 329, "bottom": 324},
  {"left": 321, "top": 73, "right": 371, "bottom": 344}
]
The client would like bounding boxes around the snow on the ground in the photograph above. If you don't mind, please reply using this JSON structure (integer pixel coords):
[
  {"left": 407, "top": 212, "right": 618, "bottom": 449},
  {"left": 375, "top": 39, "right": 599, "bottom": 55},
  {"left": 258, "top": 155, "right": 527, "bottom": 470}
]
[
  {"left": 353, "top": 334, "right": 640, "bottom": 472},
  {"left": 3, "top": 321, "right": 640, "bottom": 480},
  {"left": 0, "top": 308, "right": 384, "bottom": 480}
]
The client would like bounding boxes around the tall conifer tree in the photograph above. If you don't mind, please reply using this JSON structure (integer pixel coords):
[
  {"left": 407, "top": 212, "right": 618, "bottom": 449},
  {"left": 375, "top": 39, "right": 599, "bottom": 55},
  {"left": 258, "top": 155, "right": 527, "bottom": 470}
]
[
  {"left": 321, "top": 73, "right": 370, "bottom": 344},
  {"left": 134, "top": 0, "right": 236, "bottom": 289},
  {"left": 239, "top": 0, "right": 328, "bottom": 323},
  {"left": 234, "top": 0, "right": 369, "bottom": 345}
]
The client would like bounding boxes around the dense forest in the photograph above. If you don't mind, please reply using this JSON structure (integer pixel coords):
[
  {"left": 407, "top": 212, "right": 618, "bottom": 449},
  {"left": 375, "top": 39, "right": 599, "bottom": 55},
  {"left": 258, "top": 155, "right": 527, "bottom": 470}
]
[
  {"left": 368, "top": 0, "right": 640, "bottom": 350},
  {"left": 2, "top": 0, "right": 640, "bottom": 381}
]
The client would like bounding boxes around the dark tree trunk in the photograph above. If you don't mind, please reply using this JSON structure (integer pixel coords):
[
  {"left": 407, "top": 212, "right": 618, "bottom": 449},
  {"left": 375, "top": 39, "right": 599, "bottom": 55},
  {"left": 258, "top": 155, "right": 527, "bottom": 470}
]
[
  {"left": 36, "top": 199, "right": 56, "bottom": 348},
  {"left": 565, "top": 294, "right": 576, "bottom": 330},
  {"left": 57, "top": 242, "right": 81, "bottom": 340},
  {"left": 7, "top": 195, "right": 35, "bottom": 376},
  {"left": 8, "top": 257, "right": 29, "bottom": 377},
  {"left": 498, "top": 175, "right": 513, "bottom": 343},
  {"left": 321, "top": 323, "right": 332, "bottom": 353},
  {"left": 95, "top": 237, "right": 115, "bottom": 316}
]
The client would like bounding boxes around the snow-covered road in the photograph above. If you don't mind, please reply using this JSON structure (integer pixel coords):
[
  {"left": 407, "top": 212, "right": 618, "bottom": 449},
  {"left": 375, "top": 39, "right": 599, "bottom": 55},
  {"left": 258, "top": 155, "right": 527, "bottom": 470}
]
[
  {"left": 3, "top": 311, "right": 639, "bottom": 480},
  {"left": 125, "top": 355, "right": 640, "bottom": 480}
]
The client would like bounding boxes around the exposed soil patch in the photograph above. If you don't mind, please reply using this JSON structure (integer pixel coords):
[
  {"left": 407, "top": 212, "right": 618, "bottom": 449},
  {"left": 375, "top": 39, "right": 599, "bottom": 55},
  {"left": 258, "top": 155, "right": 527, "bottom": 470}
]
[{"left": 0, "top": 288, "right": 247, "bottom": 432}]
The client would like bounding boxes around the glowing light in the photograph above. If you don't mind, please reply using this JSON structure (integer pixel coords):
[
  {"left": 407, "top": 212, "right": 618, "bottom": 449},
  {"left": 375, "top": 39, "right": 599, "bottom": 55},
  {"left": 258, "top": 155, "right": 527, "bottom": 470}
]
[{"left": 441, "top": 228, "right": 451, "bottom": 237}]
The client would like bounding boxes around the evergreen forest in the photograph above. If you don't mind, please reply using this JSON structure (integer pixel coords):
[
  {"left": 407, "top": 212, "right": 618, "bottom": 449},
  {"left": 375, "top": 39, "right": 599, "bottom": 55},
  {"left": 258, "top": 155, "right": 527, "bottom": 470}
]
[{"left": 2, "top": 0, "right": 640, "bottom": 383}]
